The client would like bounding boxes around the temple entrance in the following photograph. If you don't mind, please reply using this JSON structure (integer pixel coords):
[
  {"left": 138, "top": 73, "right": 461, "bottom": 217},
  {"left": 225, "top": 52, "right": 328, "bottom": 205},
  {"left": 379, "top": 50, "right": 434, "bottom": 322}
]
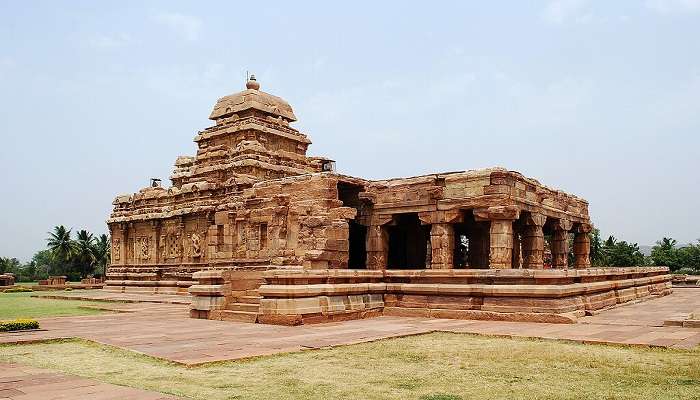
[
  {"left": 337, "top": 181, "right": 368, "bottom": 269},
  {"left": 387, "top": 213, "right": 430, "bottom": 269},
  {"left": 348, "top": 221, "right": 367, "bottom": 268},
  {"left": 452, "top": 210, "right": 490, "bottom": 268}
]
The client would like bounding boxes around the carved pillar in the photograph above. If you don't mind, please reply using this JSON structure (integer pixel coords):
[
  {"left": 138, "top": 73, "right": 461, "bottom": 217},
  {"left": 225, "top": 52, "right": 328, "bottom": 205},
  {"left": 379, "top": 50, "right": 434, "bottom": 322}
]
[
  {"left": 573, "top": 223, "right": 592, "bottom": 269},
  {"left": 366, "top": 215, "right": 391, "bottom": 270},
  {"left": 177, "top": 218, "right": 185, "bottom": 263},
  {"left": 522, "top": 212, "right": 546, "bottom": 269},
  {"left": 148, "top": 220, "right": 160, "bottom": 264},
  {"left": 429, "top": 223, "right": 454, "bottom": 269},
  {"left": 419, "top": 210, "right": 462, "bottom": 270},
  {"left": 474, "top": 206, "right": 520, "bottom": 269},
  {"left": 552, "top": 219, "right": 572, "bottom": 269}
]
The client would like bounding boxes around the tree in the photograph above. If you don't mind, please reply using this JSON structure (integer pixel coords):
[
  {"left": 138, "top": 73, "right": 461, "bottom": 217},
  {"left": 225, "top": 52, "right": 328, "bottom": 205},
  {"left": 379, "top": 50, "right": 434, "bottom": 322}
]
[
  {"left": 74, "top": 229, "right": 96, "bottom": 277},
  {"left": 604, "top": 240, "right": 645, "bottom": 267},
  {"left": 0, "top": 257, "right": 21, "bottom": 274},
  {"left": 46, "top": 225, "right": 77, "bottom": 265},
  {"left": 92, "top": 234, "right": 110, "bottom": 277},
  {"left": 650, "top": 237, "right": 680, "bottom": 270},
  {"left": 31, "top": 249, "right": 57, "bottom": 278},
  {"left": 589, "top": 228, "right": 604, "bottom": 266}
]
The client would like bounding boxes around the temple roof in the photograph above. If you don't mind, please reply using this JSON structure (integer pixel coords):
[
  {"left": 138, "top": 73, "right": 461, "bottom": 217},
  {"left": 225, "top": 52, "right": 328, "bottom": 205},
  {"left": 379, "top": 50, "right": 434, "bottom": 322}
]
[{"left": 208, "top": 75, "right": 297, "bottom": 122}]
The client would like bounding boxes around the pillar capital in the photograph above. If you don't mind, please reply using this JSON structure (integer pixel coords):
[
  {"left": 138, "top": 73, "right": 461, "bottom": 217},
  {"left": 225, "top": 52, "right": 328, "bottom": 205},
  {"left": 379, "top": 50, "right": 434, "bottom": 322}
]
[
  {"left": 575, "top": 222, "right": 592, "bottom": 234},
  {"left": 419, "top": 210, "right": 464, "bottom": 225},
  {"left": 370, "top": 214, "right": 394, "bottom": 227},
  {"left": 552, "top": 219, "right": 573, "bottom": 232},
  {"left": 523, "top": 212, "right": 546, "bottom": 227},
  {"left": 473, "top": 205, "right": 520, "bottom": 222}
]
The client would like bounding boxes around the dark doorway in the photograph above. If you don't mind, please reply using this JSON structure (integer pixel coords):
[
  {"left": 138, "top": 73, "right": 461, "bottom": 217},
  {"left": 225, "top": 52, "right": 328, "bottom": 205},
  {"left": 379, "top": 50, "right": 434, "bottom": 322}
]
[
  {"left": 348, "top": 221, "right": 367, "bottom": 268},
  {"left": 387, "top": 213, "right": 430, "bottom": 269},
  {"left": 452, "top": 210, "right": 490, "bottom": 269},
  {"left": 337, "top": 181, "right": 368, "bottom": 269}
]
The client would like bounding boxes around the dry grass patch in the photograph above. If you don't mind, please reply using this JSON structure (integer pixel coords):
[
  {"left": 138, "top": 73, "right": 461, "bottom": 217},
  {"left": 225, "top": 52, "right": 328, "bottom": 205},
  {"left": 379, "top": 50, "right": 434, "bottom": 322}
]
[{"left": 0, "top": 333, "right": 698, "bottom": 400}]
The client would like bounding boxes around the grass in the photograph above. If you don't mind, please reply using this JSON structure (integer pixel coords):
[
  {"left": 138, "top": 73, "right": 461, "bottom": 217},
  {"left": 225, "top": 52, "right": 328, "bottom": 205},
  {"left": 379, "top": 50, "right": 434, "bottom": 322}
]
[
  {"left": 0, "top": 292, "right": 106, "bottom": 319},
  {"left": 0, "top": 333, "right": 698, "bottom": 400}
]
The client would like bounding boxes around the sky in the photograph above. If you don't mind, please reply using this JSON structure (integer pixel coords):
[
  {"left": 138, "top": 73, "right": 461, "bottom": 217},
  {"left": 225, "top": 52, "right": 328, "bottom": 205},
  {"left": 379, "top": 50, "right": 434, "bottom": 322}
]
[{"left": 1, "top": 0, "right": 699, "bottom": 261}]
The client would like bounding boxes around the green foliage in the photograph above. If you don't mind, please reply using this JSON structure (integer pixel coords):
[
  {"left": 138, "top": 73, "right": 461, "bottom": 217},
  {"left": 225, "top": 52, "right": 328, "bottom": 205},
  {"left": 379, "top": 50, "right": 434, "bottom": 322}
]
[
  {"left": 44, "top": 225, "right": 110, "bottom": 280},
  {"left": 589, "top": 233, "right": 647, "bottom": 267},
  {"left": 651, "top": 238, "right": 700, "bottom": 272},
  {"left": 0, "top": 318, "right": 39, "bottom": 332},
  {"left": 3, "top": 287, "right": 33, "bottom": 293},
  {"left": 2, "top": 226, "right": 110, "bottom": 282},
  {"left": 0, "top": 257, "right": 20, "bottom": 275},
  {"left": 675, "top": 267, "right": 699, "bottom": 275},
  {"left": 589, "top": 228, "right": 605, "bottom": 266},
  {"left": 46, "top": 225, "right": 77, "bottom": 264},
  {"left": 603, "top": 237, "right": 646, "bottom": 267}
]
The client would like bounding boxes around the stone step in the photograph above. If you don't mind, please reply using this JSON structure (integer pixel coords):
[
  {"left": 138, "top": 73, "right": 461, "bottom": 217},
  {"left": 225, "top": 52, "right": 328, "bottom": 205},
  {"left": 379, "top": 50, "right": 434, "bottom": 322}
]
[
  {"left": 218, "top": 310, "right": 258, "bottom": 323},
  {"left": 227, "top": 302, "right": 260, "bottom": 313},
  {"left": 237, "top": 295, "right": 262, "bottom": 305}
]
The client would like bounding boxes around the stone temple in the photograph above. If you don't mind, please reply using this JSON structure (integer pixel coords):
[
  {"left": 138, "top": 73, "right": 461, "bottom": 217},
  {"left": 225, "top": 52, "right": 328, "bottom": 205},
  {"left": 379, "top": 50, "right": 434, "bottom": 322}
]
[{"left": 107, "top": 76, "right": 672, "bottom": 325}]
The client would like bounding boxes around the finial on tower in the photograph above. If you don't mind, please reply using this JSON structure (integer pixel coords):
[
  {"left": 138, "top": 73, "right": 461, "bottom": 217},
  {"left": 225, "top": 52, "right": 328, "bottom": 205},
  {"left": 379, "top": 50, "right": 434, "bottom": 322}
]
[{"left": 246, "top": 74, "right": 260, "bottom": 90}]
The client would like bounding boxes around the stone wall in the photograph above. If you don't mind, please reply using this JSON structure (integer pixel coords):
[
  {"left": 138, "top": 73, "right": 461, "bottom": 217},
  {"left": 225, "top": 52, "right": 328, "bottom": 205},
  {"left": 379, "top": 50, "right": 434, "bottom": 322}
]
[{"left": 188, "top": 266, "right": 672, "bottom": 325}]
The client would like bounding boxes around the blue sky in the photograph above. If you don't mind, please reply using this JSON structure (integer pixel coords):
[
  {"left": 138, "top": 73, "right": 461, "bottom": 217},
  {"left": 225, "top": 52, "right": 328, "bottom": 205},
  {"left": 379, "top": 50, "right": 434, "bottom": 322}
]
[{"left": 1, "top": 1, "right": 699, "bottom": 260}]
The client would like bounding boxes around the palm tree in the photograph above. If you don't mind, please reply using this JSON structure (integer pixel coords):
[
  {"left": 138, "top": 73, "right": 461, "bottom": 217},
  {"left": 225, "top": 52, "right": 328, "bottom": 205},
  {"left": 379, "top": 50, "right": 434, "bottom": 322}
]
[
  {"left": 46, "top": 225, "right": 77, "bottom": 270},
  {"left": 74, "top": 230, "right": 96, "bottom": 277},
  {"left": 92, "top": 234, "right": 111, "bottom": 277}
]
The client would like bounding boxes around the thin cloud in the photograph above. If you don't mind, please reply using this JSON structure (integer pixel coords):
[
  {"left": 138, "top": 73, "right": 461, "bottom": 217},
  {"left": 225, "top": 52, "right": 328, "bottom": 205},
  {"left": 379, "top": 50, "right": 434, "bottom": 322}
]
[
  {"left": 646, "top": 0, "right": 700, "bottom": 13},
  {"left": 541, "top": 0, "right": 590, "bottom": 24},
  {"left": 153, "top": 12, "right": 202, "bottom": 42},
  {"left": 88, "top": 34, "right": 131, "bottom": 49}
]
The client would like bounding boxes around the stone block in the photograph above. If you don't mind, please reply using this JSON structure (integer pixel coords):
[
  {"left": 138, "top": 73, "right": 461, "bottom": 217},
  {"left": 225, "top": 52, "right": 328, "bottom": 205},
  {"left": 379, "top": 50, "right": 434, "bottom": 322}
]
[{"left": 191, "top": 296, "right": 226, "bottom": 311}]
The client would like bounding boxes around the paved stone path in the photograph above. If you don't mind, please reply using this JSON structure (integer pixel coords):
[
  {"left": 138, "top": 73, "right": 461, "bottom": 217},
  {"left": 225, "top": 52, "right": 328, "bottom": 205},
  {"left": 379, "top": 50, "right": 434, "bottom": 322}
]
[
  {"left": 2, "top": 288, "right": 698, "bottom": 366},
  {"left": 0, "top": 363, "right": 182, "bottom": 399}
]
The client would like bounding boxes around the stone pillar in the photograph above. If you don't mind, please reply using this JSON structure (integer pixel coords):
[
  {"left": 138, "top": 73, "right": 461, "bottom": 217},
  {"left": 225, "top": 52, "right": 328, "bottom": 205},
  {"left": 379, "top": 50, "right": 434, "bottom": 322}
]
[
  {"left": 522, "top": 213, "right": 546, "bottom": 269},
  {"left": 474, "top": 206, "right": 520, "bottom": 269},
  {"left": 419, "top": 210, "right": 462, "bottom": 270},
  {"left": 552, "top": 219, "right": 572, "bottom": 269},
  {"left": 429, "top": 223, "right": 454, "bottom": 269},
  {"left": 573, "top": 223, "right": 592, "bottom": 269},
  {"left": 489, "top": 220, "right": 514, "bottom": 269},
  {"left": 149, "top": 221, "right": 159, "bottom": 264},
  {"left": 366, "top": 217, "right": 391, "bottom": 270}
]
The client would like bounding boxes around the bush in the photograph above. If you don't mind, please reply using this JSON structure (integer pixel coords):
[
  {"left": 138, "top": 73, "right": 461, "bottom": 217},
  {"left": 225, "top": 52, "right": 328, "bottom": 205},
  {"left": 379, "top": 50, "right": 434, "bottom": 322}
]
[
  {"left": 675, "top": 267, "right": 700, "bottom": 275},
  {"left": 0, "top": 319, "right": 39, "bottom": 332},
  {"left": 3, "top": 287, "right": 33, "bottom": 293}
]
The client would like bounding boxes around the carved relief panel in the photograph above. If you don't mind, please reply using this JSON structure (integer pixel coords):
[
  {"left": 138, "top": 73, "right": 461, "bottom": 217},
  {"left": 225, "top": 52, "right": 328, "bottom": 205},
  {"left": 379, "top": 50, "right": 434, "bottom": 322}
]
[
  {"left": 137, "top": 236, "right": 150, "bottom": 261},
  {"left": 112, "top": 239, "right": 120, "bottom": 261}
]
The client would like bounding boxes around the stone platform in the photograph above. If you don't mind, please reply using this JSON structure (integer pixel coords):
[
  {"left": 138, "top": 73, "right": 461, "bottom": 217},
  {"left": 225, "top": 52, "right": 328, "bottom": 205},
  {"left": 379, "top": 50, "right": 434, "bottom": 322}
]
[
  {"left": 2, "top": 288, "right": 698, "bottom": 366},
  {"left": 189, "top": 267, "right": 672, "bottom": 325}
]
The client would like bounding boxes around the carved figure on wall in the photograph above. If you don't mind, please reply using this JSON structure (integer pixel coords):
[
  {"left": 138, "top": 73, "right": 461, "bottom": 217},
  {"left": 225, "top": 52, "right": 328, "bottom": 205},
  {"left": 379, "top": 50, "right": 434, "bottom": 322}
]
[
  {"left": 191, "top": 232, "right": 202, "bottom": 257},
  {"left": 159, "top": 234, "right": 166, "bottom": 260}
]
